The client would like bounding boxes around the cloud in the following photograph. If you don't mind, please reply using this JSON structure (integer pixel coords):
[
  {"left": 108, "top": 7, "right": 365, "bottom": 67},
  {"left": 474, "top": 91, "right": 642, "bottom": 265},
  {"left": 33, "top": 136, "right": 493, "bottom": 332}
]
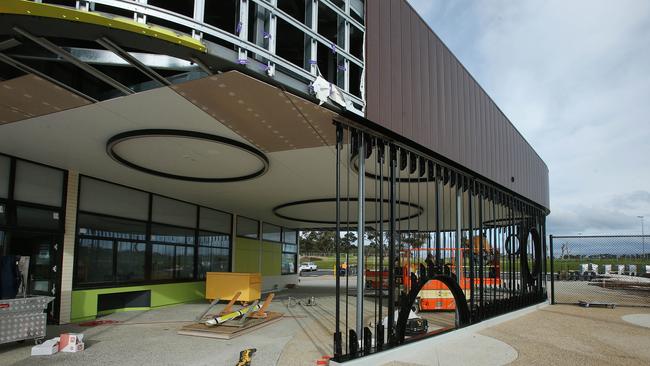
[{"left": 408, "top": 0, "right": 650, "bottom": 235}]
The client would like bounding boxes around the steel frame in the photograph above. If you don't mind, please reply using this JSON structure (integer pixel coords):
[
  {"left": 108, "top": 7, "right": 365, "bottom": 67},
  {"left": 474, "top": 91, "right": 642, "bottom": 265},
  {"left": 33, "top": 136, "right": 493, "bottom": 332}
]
[{"left": 32, "top": 0, "right": 366, "bottom": 112}]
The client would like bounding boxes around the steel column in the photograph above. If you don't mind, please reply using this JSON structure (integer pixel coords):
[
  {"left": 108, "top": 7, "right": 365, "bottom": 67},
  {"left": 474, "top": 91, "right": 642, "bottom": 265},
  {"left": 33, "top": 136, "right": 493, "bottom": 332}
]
[
  {"left": 356, "top": 132, "right": 365, "bottom": 348},
  {"left": 455, "top": 174, "right": 462, "bottom": 282},
  {"left": 334, "top": 123, "right": 343, "bottom": 356},
  {"left": 387, "top": 144, "right": 397, "bottom": 344},
  {"left": 549, "top": 234, "right": 555, "bottom": 304}
]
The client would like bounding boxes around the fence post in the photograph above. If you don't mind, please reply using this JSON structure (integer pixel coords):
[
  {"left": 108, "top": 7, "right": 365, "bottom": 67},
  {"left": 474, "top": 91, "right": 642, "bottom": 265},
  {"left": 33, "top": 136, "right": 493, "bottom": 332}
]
[{"left": 549, "top": 234, "right": 555, "bottom": 305}]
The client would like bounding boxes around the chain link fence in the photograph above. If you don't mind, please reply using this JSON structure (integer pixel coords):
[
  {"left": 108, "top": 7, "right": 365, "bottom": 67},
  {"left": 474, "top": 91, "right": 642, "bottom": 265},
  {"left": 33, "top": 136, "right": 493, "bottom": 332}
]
[{"left": 550, "top": 235, "right": 650, "bottom": 307}]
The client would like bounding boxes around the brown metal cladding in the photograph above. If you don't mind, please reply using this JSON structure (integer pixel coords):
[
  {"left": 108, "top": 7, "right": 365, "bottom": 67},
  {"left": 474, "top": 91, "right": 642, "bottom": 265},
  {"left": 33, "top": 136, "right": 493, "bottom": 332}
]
[{"left": 365, "top": 0, "right": 549, "bottom": 209}]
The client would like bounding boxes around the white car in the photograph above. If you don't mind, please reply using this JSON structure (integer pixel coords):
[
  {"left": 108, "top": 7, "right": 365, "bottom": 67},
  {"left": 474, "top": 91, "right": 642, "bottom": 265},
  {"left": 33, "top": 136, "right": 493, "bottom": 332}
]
[{"left": 299, "top": 262, "right": 318, "bottom": 272}]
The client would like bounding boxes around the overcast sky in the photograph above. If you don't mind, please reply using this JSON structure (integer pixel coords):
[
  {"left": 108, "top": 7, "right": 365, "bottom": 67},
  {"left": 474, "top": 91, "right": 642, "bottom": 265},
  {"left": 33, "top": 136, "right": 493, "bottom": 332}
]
[{"left": 408, "top": 0, "right": 650, "bottom": 235}]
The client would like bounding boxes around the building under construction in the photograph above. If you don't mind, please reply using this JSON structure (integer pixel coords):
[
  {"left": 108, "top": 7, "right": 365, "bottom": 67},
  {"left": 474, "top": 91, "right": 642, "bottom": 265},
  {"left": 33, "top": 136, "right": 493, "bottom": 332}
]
[{"left": 0, "top": 0, "right": 549, "bottom": 361}]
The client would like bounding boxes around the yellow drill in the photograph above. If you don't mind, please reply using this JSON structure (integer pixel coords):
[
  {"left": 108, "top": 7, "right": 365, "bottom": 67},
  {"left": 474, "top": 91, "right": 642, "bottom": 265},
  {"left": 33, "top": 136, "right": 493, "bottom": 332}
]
[{"left": 236, "top": 348, "right": 257, "bottom": 366}]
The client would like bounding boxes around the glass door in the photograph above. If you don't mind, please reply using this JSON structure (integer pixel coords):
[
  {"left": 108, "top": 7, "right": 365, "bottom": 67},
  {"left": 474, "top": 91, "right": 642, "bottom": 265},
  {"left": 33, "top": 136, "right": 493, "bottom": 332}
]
[{"left": 8, "top": 231, "right": 61, "bottom": 322}]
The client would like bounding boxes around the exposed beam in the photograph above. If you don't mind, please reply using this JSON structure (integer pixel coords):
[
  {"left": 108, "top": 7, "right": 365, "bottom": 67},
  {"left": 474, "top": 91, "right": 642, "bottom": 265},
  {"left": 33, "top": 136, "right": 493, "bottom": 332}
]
[
  {"left": 13, "top": 27, "right": 133, "bottom": 95},
  {"left": 0, "top": 52, "right": 97, "bottom": 103},
  {"left": 96, "top": 37, "right": 171, "bottom": 86},
  {"left": 189, "top": 56, "right": 213, "bottom": 75},
  {"left": 0, "top": 38, "right": 21, "bottom": 51}
]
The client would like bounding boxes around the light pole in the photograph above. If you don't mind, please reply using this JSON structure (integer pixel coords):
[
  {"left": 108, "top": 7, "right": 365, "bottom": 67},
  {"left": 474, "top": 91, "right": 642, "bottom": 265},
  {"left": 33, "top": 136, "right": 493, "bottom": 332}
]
[{"left": 638, "top": 216, "right": 645, "bottom": 259}]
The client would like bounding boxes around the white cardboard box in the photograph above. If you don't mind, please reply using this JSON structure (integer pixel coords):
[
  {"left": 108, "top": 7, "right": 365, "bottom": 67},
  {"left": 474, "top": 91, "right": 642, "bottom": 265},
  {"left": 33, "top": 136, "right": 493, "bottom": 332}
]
[{"left": 31, "top": 338, "right": 59, "bottom": 356}]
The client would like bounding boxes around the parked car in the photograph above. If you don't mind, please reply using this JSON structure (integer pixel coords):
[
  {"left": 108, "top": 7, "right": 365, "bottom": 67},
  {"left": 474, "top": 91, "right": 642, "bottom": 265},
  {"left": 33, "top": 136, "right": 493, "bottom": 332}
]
[{"left": 299, "top": 262, "right": 318, "bottom": 272}]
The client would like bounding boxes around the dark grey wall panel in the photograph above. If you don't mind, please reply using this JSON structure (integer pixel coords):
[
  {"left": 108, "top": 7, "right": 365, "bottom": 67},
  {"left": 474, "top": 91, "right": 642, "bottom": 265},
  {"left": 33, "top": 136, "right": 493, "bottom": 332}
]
[{"left": 365, "top": 0, "right": 549, "bottom": 209}]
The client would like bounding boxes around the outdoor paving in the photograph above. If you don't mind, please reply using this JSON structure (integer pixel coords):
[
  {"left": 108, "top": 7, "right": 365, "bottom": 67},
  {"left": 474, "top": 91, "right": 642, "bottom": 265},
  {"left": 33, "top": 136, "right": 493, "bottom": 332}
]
[
  {"left": 481, "top": 304, "right": 650, "bottom": 366},
  {"left": 1, "top": 277, "right": 649, "bottom": 366}
]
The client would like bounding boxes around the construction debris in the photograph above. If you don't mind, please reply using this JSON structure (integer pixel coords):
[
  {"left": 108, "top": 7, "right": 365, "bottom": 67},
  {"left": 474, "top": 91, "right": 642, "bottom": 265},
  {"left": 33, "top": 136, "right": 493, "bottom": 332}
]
[
  {"left": 579, "top": 301, "right": 616, "bottom": 309},
  {"left": 588, "top": 274, "right": 650, "bottom": 291}
]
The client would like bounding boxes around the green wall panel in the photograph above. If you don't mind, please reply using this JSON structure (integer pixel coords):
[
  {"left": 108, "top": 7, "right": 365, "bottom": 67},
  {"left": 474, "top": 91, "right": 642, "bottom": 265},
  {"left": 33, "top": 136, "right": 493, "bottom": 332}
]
[
  {"left": 70, "top": 281, "right": 205, "bottom": 322},
  {"left": 261, "top": 242, "right": 282, "bottom": 276},
  {"left": 234, "top": 237, "right": 261, "bottom": 273}
]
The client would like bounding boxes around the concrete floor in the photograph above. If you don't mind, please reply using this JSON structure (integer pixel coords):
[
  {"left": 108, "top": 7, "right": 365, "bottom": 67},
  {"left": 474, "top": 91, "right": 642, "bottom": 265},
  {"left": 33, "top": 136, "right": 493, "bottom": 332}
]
[
  {"left": 481, "top": 305, "right": 650, "bottom": 366},
  {"left": 1, "top": 277, "right": 649, "bottom": 366}
]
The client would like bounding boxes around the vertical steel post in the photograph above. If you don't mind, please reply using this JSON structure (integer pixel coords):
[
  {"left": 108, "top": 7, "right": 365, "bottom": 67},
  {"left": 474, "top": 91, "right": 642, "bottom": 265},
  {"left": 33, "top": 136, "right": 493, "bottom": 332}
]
[
  {"left": 356, "top": 132, "right": 365, "bottom": 349},
  {"left": 387, "top": 144, "right": 397, "bottom": 344},
  {"left": 549, "top": 234, "right": 555, "bottom": 305},
  {"left": 468, "top": 179, "right": 474, "bottom": 320},
  {"left": 265, "top": 0, "right": 277, "bottom": 76},
  {"left": 334, "top": 123, "right": 342, "bottom": 356},
  {"left": 305, "top": 0, "right": 318, "bottom": 75},
  {"left": 192, "top": 0, "right": 205, "bottom": 40},
  {"left": 238, "top": 0, "right": 249, "bottom": 64},
  {"left": 377, "top": 140, "right": 384, "bottom": 349},
  {"left": 435, "top": 164, "right": 441, "bottom": 262},
  {"left": 478, "top": 184, "right": 484, "bottom": 318},
  {"left": 134, "top": 0, "right": 147, "bottom": 23},
  {"left": 455, "top": 173, "right": 462, "bottom": 282}
]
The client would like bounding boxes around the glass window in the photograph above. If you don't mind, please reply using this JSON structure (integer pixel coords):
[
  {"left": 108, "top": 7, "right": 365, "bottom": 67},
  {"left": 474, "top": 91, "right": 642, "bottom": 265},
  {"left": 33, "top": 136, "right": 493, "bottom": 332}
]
[
  {"left": 236, "top": 216, "right": 259, "bottom": 238},
  {"left": 14, "top": 161, "right": 64, "bottom": 207},
  {"left": 262, "top": 223, "right": 282, "bottom": 242},
  {"left": 283, "top": 229, "right": 297, "bottom": 244},
  {"left": 199, "top": 207, "right": 231, "bottom": 234},
  {"left": 151, "top": 224, "right": 195, "bottom": 245},
  {"left": 176, "top": 245, "right": 194, "bottom": 279},
  {"left": 283, "top": 243, "right": 297, "bottom": 253},
  {"left": 0, "top": 155, "right": 9, "bottom": 199},
  {"left": 282, "top": 253, "right": 297, "bottom": 274},
  {"left": 350, "top": 0, "right": 364, "bottom": 23},
  {"left": 79, "top": 177, "right": 149, "bottom": 220},
  {"left": 116, "top": 241, "right": 146, "bottom": 282},
  {"left": 78, "top": 213, "right": 146, "bottom": 240},
  {"left": 16, "top": 206, "right": 61, "bottom": 230},
  {"left": 151, "top": 244, "right": 174, "bottom": 280},
  {"left": 152, "top": 195, "right": 196, "bottom": 228},
  {"left": 76, "top": 238, "right": 114, "bottom": 284},
  {"left": 198, "top": 247, "right": 230, "bottom": 278},
  {"left": 198, "top": 231, "right": 230, "bottom": 248}
]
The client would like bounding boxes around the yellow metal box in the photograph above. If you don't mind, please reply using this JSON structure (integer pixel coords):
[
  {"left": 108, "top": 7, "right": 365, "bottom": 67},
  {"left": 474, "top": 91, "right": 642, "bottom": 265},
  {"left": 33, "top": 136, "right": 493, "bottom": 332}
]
[{"left": 205, "top": 272, "right": 261, "bottom": 302}]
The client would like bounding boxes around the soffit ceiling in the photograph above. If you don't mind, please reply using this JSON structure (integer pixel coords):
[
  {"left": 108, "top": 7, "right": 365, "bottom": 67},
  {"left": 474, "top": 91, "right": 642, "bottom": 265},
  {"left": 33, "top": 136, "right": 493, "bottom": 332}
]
[{"left": 0, "top": 71, "right": 510, "bottom": 230}]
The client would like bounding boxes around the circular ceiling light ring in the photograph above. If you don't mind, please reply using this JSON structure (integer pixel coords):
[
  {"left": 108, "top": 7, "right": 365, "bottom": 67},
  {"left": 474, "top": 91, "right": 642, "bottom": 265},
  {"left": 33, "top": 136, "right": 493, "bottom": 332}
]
[
  {"left": 272, "top": 197, "right": 424, "bottom": 225},
  {"left": 106, "top": 129, "right": 269, "bottom": 182}
]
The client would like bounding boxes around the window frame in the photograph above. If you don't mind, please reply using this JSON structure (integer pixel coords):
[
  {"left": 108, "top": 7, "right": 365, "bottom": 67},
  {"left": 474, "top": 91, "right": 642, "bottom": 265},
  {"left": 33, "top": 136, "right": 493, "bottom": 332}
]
[
  {"left": 73, "top": 176, "right": 234, "bottom": 290},
  {"left": 281, "top": 228, "right": 298, "bottom": 275},
  {"left": 236, "top": 215, "right": 260, "bottom": 239},
  {"left": 262, "top": 222, "right": 283, "bottom": 243}
]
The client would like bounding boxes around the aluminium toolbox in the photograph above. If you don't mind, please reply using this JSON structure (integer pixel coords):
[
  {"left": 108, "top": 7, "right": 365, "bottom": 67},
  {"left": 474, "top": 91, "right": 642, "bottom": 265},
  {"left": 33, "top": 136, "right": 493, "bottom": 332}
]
[{"left": 0, "top": 296, "right": 53, "bottom": 344}]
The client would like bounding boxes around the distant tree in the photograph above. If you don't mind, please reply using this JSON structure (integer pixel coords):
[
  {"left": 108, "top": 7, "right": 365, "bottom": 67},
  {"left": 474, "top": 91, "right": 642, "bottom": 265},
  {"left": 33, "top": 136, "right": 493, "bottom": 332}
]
[
  {"left": 340, "top": 232, "right": 358, "bottom": 252},
  {"left": 300, "top": 231, "right": 335, "bottom": 256}
]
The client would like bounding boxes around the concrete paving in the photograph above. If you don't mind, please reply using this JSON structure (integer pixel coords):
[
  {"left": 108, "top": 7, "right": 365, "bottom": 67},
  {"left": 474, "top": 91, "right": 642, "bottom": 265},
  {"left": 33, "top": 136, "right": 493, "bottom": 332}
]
[
  {"left": 481, "top": 304, "right": 650, "bottom": 366},
  {"left": 1, "top": 276, "right": 649, "bottom": 366},
  {"left": 621, "top": 313, "right": 650, "bottom": 328}
]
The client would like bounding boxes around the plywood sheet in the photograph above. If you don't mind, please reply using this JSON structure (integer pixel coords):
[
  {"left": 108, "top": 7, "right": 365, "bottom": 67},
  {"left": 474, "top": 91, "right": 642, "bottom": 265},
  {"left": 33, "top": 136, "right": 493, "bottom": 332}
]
[
  {"left": 171, "top": 71, "right": 338, "bottom": 153},
  {"left": 0, "top": 74, "right": 91, "bottom": 124},
  {"left": 178, "top": 311, "right": 284, "bottom": 340}
]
